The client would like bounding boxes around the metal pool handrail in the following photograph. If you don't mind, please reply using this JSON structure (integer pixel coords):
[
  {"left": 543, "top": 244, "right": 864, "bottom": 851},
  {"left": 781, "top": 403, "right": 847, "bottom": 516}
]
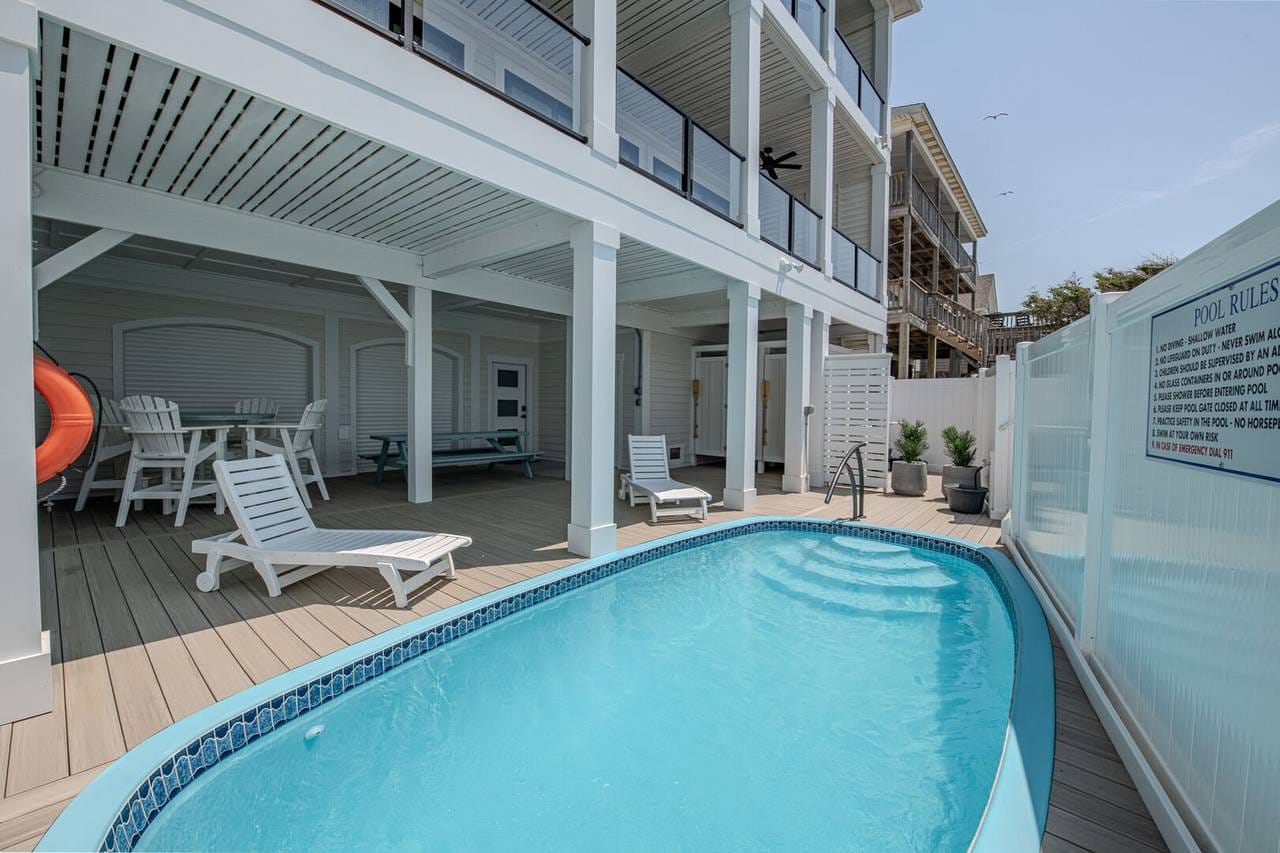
[{"left": 823, "top": 442, "right": 866, "bottom": 520}]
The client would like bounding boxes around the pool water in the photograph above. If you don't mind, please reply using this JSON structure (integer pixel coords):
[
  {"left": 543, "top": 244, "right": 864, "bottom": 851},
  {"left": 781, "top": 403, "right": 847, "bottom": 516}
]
[{"left": 137, "top": 529, "right": 1015, "bottom": 852}]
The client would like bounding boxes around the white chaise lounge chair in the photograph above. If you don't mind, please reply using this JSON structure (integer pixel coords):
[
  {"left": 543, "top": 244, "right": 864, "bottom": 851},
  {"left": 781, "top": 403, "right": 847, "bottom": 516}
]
[
  {"left": 192, "top": 455, "right": 471, "bottom": 607},
  {"left": 618, "top": 435, "right": 711, "bottom": 524}
]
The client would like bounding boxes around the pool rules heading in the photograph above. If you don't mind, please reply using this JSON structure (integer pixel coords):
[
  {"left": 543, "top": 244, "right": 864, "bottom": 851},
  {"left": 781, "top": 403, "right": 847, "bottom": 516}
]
[{"left": 1147, "top": 258, "right": 1280, "bottom": 482}]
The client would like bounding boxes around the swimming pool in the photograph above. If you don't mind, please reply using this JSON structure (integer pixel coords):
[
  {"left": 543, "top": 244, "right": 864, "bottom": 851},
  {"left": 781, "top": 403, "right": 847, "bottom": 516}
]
[{"left": 40, "top": 519, "right": 1054, "bottom": 852}]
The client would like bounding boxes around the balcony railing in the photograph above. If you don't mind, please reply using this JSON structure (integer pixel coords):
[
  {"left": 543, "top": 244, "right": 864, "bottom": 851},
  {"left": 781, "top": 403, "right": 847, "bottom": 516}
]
[
  {"left": 831, "top": 227, "right": 880, "bottom": 302},
  {"left": 905, "top": 175, "right": 973, "bottom": 271},
  {"left": 985, "top": 312, "right": 1055, "bottom": 364},
  {"left": 888, "top": 278, "right": 991, "bottom": 362},
  {"left": 617, "top": 69, "right": 745, "bottom": 225},
  {"left": 788, "top": 0, "right": 826, "bottom": 54},
  {"left": 834, "top": 34, "right": 883, "bottom": 135},
  {"left": 318, "top": 0, "right": 590, "bottom": 140},
  {"left": 759, "top": 173, "right": 822, "bottom": 269}
]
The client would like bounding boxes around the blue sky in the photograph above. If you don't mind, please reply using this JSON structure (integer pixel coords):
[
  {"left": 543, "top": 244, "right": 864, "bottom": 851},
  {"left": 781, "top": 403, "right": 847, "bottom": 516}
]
[{"left": 891, "top": 0, "right": 1280, "bottom": 310}]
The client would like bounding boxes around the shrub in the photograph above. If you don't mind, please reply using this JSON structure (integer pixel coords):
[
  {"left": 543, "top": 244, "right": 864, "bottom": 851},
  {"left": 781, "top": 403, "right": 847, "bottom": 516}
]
[
  {"left": 894, "top": 420, "right": 928, "bottom": 464},
  {"left": 941, "top": 426, "right": 977, "bottom": 467}
]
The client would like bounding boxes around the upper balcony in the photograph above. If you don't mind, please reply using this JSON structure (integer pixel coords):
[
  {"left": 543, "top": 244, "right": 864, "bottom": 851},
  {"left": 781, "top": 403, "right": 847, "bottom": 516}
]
[{"left": 890, "top": 172, "right": 973, "bottom": 271}]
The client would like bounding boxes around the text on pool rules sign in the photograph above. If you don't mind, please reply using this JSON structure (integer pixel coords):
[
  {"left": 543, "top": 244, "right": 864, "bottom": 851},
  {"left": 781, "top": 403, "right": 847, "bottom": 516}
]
[{"left": 1147, "top": 258, "right": 1280, "bottom": 483}]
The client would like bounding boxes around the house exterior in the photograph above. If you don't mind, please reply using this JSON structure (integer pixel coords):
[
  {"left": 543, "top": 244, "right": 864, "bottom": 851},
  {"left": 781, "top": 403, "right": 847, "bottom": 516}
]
[
  {"left": 0, "top": 0, "right": 919, "bottom": 725},
  {"left": 885, "top": 102, "right": 988, "bottom": 378}
]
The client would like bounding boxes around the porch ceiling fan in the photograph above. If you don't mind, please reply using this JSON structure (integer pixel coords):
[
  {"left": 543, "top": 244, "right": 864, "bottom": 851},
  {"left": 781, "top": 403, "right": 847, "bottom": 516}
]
[{"left": 760, "top": 147, "right": 802, "bottom": 179}]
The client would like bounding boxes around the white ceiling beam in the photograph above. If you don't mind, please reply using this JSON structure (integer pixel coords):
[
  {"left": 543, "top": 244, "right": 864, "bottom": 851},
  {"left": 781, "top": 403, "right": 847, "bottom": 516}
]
[
  {"left": 33, "top": 168, "right": 576, "bottom": 317},
  {"left": 417, "top": 212, "right": 573, "bottom": 278},
  {"left": 357, "top": 275, "right": 413, "bottom": 366},
  {"left": 356, "top": 276, "right": 411, "bottom": 332},
  {"left": 616, "top": 271, "right": 727, "bottom": 304},
  {"left": 33, "top": 227, "right": 132, "bottom": 290},
  {"left": 669, "top": 300, "right": 789, "bottom": 328}
]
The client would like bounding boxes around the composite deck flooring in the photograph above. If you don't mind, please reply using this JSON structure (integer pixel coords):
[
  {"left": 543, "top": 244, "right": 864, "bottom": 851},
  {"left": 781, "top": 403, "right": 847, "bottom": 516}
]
[{"left": 1, "top": 465, "right": 1166, "bottom": 851}]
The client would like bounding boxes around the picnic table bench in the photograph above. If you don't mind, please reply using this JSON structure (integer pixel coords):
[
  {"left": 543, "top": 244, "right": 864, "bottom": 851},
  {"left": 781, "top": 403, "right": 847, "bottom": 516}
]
[{"left": 361, "top": 430, "right": 541, "bottom": 484}]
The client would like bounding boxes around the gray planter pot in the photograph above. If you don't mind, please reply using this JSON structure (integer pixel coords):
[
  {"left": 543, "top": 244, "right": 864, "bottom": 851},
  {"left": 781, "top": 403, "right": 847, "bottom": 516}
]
[
  {"left": 942, "top": 465, "right": 982, "bottom": 494},
  {"left": 891, "top": 460, "right": 928, "bottom": 496},
  {"left": 945, "top": 485, "right": 989, "bottom": 514}
]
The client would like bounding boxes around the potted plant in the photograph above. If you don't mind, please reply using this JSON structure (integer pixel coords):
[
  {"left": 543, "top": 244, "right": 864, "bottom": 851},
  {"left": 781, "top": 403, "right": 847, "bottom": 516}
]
[
  {"left": 890, "top": 420, "right": 929, "bottom": 496},
  {"left": 944, "top": 465, "right": 988, "bottom": 514},
  {"left": 940, "top": 426, "right": 981, "bottom": 494}
]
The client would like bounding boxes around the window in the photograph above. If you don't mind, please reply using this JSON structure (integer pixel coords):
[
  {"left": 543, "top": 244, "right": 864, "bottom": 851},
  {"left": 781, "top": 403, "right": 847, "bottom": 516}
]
[
  {"left": 496, "top": 399, "right": 520, "bottom": 417},
  {"left": 691, "top": 181, "right": 731, "bottom": 218},
  {"left": 503, "top": 71, "right": 572, "bottom": 128},
  {"left": 417, "top": 22, "right": 465, "bottom": 72},
  {"left": 652, "top": 157, "right": 682, "bottom": 191},
  {"left": 619, "top": 137, "right": 640, "bottom": 168},
  {"left": 497, "top": 369, "right": 520, "bottom": 388}
]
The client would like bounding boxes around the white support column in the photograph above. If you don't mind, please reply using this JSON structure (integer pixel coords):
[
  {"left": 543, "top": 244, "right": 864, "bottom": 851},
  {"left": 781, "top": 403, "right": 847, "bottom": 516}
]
[
  {"left": 0, "top": 0, "right": 50, "bottom": 726},
  {"left": 872, "top": 7, "right": 892, "bottom": 136},
  {"left": 407, "top": 287, "right": 433, "bottom": 503},
  {"left": 809, "top": 87, "right": 835, "bottom": 277},
  {"left": 567, "top": 221, "right": 619, "bottom": 557},
  {"left": 869, "top": 160, "right": 890, "bottom": 301},
  {"left": 725, "top": 280, "right": 760, "bottom": 510},
  {"left": 782, "top": 302, "right": 812, "bottom": 493},
  {"left": 574, "top": 0, "right": 618, "bottom": 162},
  {"left": 730, "top": 0, "right": 762, "bottom": 237},
  {"left": 823, "top": 0, "right": 837, "bottom": 69},
  {"left": 807, "top": 309, "right": 830, "bottom": 486}
]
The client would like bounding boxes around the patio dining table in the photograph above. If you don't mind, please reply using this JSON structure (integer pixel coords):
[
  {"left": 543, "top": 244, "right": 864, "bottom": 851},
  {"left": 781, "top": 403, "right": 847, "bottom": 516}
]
[{"left": 366, "top": 430, "right": 539, "bottom": 483}]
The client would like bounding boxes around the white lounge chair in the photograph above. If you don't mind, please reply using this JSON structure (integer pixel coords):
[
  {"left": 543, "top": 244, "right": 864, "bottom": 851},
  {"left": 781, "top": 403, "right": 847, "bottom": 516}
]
[
  {"left": 618, "top": 434, "right": 711, "bottom": 523},
  {"left": 192, "top": 455, "right": 471, "bottom": 608}
]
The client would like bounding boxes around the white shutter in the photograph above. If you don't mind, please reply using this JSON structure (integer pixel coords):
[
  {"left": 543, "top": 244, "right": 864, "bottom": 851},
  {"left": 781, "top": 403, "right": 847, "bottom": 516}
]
[
  {"left": 353, "top": 342, "right": 457, "bottom": 471},
  {"left": 121, "top": 323, "right": 314, "bottom": 420}
]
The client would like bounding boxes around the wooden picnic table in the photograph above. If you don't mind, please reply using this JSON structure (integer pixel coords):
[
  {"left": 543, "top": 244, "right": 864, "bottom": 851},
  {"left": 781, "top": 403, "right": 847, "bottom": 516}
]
[{"left": 365, "top": 430, "right": 541, "bottom": 484}]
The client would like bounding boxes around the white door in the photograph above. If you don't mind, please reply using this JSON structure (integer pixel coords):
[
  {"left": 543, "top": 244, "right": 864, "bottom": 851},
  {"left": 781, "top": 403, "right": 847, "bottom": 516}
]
[
  {"left": 693, "top": 356, "right": 727, "bottom": 457},
  {"left": 490, "top": 361, "right": 528, "bottom": 434}
]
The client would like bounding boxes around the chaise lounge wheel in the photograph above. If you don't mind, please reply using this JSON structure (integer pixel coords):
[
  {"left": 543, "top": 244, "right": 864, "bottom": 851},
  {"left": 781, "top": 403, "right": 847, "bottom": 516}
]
[{"left": 196, "top": 572, "right": 218, "bottom": 592}]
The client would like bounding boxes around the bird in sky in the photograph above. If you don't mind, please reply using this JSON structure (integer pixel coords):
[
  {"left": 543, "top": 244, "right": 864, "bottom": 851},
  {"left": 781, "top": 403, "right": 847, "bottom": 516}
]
[
  {"left": 984, "top": 112, "right": 1009, "bottom": 121},
  {"left": 999, "top": 191, "right": 1015, "bottom": 197}
]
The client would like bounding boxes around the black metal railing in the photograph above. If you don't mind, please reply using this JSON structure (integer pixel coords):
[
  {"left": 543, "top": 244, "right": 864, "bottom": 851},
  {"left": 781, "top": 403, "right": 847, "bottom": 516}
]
[
  {"left": 759, "top": 173, "right": 822, "bottom": 269},
  {"left": 831, "top": 227, "right": 880, "bottom": 302},
  {"left": 617, "top": 68, "right": 745, "bottom": 225},
  {"left": 788, "top": 0, "right": 826, "bottom": 53},
  {"left": 833, "top": 33, "right": 883, "bottom": 135},
  {"left": 317, "top": 0, "right": 590, "bottom": 141}
]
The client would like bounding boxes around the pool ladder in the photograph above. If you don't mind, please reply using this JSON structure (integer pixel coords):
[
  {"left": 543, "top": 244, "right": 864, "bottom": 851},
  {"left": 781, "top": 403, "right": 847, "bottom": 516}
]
[{"left": 823, "top": 442, "right": 866, "bottom": 521}]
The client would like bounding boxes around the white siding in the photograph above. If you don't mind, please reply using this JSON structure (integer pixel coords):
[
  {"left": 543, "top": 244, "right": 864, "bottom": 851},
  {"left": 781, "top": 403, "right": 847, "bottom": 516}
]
[
  {"left": 537, "top": 325, "right": 567, "bottom": 463},
  {"left": 350, "top": 340, "right": 460, "bottom": 472}
]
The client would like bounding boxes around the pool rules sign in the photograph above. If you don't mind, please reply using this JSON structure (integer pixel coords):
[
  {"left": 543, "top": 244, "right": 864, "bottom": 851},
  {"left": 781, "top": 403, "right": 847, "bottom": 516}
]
[{"left": 1147, "top": 259, "right": 1280, "bottom": 482}]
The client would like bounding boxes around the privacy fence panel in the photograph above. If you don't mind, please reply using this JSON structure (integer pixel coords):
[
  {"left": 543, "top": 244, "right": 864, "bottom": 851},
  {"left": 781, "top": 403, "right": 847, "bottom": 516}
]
[
  {"left": 1011, "top": 317, "right": 1095, "bottom": 626},
  {"left": 1008, "top": 200, "right": 1280, "bottom": 853},
  {"left": 822, "top": 353, "right": 891, "bottom": 489}
]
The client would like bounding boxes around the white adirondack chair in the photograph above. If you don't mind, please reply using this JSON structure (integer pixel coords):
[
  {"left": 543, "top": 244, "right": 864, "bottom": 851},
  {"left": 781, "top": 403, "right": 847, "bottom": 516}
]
[
  {"left": 618, "top": 434, "right": 712, "bottom": 523},
  {"left": 192, "top": 455, "right": 471, "bottom": 607},
  {"left": 233, "top": 397, "right": 281, "bottom": 419},
  {"left": 74, "top": 398, "right": 133, "bottom": 511},
  {"left": 244, "top": 399, "right": 329, "bottom": 508},
  {"left": 115, "top": 396, "right": 227, "bottom": 527}
]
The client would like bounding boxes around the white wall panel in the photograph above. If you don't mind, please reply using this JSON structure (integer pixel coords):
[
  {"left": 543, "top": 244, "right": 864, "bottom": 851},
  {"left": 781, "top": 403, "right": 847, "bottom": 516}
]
[
  {"left": 889, "top": 373, "right": 996, "bottom": 474},
  {"left": 645, "top": 332, "right": 696, "bottom": 467}
]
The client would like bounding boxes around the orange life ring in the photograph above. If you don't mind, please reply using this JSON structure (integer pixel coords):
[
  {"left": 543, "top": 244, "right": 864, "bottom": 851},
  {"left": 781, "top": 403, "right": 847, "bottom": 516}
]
[{"left": 34, "top": 355, "right": 94, "bottom": 484}]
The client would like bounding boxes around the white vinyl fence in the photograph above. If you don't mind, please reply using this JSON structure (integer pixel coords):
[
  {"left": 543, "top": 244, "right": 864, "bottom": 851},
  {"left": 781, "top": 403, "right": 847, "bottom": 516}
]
[
  {"left": 821, "top": 353, "right": 892, "bottom": 489},
  {"left": 888, "top": 358, "right": 1016, "bottom": 516},
  {"left": 1006, "top": 200, "right": 1280, "bottom": 853}
]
